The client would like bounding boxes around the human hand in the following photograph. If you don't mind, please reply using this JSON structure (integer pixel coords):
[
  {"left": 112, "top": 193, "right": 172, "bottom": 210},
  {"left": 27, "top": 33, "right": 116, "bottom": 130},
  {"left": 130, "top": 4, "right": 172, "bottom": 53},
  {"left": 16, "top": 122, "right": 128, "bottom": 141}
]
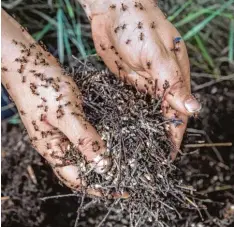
[
  {"left": 82, "top": 0, "right": 201, "bottom": 158},
  {"left": 1, "top": 9, "right": 111, "bottom": 194}
]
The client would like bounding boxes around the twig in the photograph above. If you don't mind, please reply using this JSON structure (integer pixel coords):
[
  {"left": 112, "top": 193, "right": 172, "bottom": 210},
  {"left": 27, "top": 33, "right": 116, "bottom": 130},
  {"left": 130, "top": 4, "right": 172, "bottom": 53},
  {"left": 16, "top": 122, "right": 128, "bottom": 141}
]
[
  {"left": 193, "top": 74, "right": 234, "bottom": 91},
  {"left": 74, "top": 191, "right": 86, "bottom": 227},
  {"left": 97, "top": 198, "right": 120, "bottom": 227},
  {"left": 40, "top": 193, "right": 78, "bottom": 201},
  {"left": 184, "top": 142, "right": 232, "bottom": 148},
  {"left": 198, "top": 185, "right": 233, "bottom": 195},
  {"left": 27, "top": 165, "right": 38, "bottom": 184},
  {"left": 1, "top": 196, "right": 10, "bottom": 201}
]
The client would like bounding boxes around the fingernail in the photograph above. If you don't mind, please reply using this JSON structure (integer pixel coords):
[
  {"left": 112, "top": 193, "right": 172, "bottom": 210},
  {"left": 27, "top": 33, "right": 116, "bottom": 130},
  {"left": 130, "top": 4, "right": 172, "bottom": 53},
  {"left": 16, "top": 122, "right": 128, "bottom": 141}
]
[
  {"left": 184, "top": 95, "right": 202, "bottom": 113},
  {"left": 92, "top": 155, "right": 112, "bottom": 174}
]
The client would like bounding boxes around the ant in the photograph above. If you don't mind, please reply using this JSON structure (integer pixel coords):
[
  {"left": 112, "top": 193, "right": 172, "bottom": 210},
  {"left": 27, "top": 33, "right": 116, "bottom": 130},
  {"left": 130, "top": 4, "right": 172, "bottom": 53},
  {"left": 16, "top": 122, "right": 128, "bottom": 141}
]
[
  {"left": 6, "top": 83, "right": 10, "bottom": 90},
  {"left": 114, "top": 26, "right": 120, "bottom": 33},
  {"left": 29, "top": 43, "right": 36, "bottom": 49},
  {"left": 121, "top": 23, "right": 127, "bottom": 30},
  {"left": 92, "top": 141, "right": 100, "bottom": 152},
  {"left": 12, "top": 39, "right": 18, "bottom": 45},
  {"left": 22, "top": 76, "right": 26, "bottom": 83},
  {"left": 41, "top": 97, "right": 47, "bottom": 102},
  {"left": 40, "top": 114, "right": 45, "bottom": 121},
  {"left": 46, "top": 143, "right": 52, "bottom": 149},
  {"left": 56, "top": 94, "right": 63, "bottom": 101},
  {"left": 150, "top": 21, "right": 156, "bottom": 29},
  {"left": 19, "top": 42, "right": 26, "bottom": 49},
  {"left": 146, "top": 61, "right": 151, "bottom": 69},
  {"left": 30, "top": 136, "right": 38, "bottom": 142},
  {"left": 64, "top": 101, "right": 71, "bottom": 106},
  {"left": 109, "top": 4, "right": 116, "bottom": 9},
  {"left": 137, "top": 21, "right": 143, "bottom": 29},
  {"left": 20, "top": 110, "right": 26, "bottom": 115},
  {"left": 44, "top": 106, "right": 48, "bottom": 112},
  {"left": 126, "top": 39, "right": 131, "bottom": 44},
  {"left": 100, "top": 44, "right": 106, "bottom": 51},
  {"left": 52, "top": 83, "right": 60, "bottom": 92},
  {"left": 139, "top": 32, "right": 144, "bottom": 41},
  {"left": 29, "top": 70, "right": 36, "bottom": 73},
  {"left": 121, "top": 3, "right": 128, "bottom": 11},
  {"left": 1, "top": 67, "right": 8, "bottom": 72},
  {"left": 171, "top": 47, "right": 179, "bottom": 53},
  {"left": 169, "top": 91, "right": 174, "bottom": 96},
  {"left": 163, "top": 80, "right": 170, "bottom": 90}
]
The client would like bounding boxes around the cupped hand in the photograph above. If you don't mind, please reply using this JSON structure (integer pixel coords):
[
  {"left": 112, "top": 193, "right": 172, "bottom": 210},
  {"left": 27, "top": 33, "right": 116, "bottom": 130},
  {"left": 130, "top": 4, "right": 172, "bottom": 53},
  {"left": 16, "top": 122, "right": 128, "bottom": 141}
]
[
  {"left": 2, "top": 9, "right": 111, "bottom": 193},
  {"left": 89, "top": 0, "right": 201, "bottom": 158}
]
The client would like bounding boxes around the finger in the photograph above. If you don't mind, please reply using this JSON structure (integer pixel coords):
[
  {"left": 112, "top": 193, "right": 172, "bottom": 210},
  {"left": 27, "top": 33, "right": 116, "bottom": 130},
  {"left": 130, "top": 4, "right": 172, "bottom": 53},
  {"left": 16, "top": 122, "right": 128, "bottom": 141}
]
[
  {"left": 162, "top": 100, "right": 188, "bottom": 159},
  {"left": 155, "top": 19, "right": 191, "bottom": 90},
  {"left": 47, "top": 107, "right": 110, "bottom": 165},
  {"left": 147, "top": 57, "right": 201, "bottom": 116}
]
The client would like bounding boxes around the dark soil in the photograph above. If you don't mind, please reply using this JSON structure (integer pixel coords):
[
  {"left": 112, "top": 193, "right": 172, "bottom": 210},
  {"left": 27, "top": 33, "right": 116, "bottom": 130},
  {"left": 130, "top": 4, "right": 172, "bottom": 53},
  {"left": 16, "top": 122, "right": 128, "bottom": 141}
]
[{"left": 2, "top": 62, "right": 234, "bottom": 226}]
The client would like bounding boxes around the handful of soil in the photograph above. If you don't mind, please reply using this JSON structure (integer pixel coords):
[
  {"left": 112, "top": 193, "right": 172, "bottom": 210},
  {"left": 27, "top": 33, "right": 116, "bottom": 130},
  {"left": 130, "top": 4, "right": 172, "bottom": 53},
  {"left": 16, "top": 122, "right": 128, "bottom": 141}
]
[{"left": 60, "top": 63, "right": 198, "bottom": 226}]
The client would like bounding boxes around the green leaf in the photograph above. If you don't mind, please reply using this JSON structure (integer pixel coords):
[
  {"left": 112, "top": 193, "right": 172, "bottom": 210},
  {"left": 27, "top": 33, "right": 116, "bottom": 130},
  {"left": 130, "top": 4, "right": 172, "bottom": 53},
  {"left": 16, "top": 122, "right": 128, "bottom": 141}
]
[
  {"left": 194, "top": 34, "right": 214, "bottom": 69},
  {"left": 32, "top": 10, "right": 57, "bottom": 26},
  {"left": 8, "top": 114, "right": 21, "bottom": 125},
  {"left": 168, "top": 0, "right": 192, "bottom": 22},
  {"left": 64, "top": 28, "right": 72, "bottom": 59},
  {"left": 183, "top": 0, "right": 234, "bottom": 40},
  {"left": 64, "top": 0, "right": 74, "bottom": 19},
  {"left": 33, "top": 22, "right": 53, "bottom": 41},
  {"left": 229, "top": 19, "right": 234, "bottom": 63},
  {"left": 57, "top": 8, "right": 64, "bottom": 63},
  {"left": 175, "top": 5, "right": 218, "bottom": 28}
]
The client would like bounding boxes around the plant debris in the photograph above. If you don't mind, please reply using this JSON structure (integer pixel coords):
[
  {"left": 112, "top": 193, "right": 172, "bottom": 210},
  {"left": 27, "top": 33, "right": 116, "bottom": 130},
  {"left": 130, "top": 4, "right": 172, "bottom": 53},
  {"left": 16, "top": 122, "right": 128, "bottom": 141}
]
[{"left": 52, "top": 63, "right": 200, "bottom": 226}]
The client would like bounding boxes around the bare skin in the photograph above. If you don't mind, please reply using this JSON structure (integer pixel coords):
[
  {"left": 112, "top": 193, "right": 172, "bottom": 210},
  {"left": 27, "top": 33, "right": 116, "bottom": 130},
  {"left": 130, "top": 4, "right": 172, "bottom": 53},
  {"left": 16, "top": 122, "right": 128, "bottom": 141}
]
[
  {"left": 79, "top": 0, "right": 201, "bottom": 158},
  {"left": 1, "top": 0, "right": 201, "bottom": 191}
]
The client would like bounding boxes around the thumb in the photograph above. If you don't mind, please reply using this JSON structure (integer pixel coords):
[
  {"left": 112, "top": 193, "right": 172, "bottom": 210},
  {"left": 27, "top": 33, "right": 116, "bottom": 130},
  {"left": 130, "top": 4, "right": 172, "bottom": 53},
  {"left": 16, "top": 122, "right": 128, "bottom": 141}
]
[
  {"left": 165, "top": 78, "right": 201, "bottom": 116},
  {"left": 149, "top": 58, "right": 201, "bottom": 116}
]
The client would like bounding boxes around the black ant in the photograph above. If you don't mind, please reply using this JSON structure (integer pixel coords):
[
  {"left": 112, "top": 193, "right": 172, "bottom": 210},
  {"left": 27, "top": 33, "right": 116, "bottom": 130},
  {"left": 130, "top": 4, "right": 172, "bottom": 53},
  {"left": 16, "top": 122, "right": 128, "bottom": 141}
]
[
  {"left": 40, "top": 114, "right": 45, "bottom": 121},
  {"left": 65, "top": 101, "right": 71, "bottom": 106},
  {"left": 12, "top": 39, "right": 18, "bottom": 45},
  {"left": 52, "top": 83, "right": 60, "bottom": 92},
  {"left": 46, "top": 143, "right": 52, "bottom": 149},
  {"left": 121, "top": 3, "right": 128, "bottom": 11},
  {"left": 139, "top": 32, "right": 144, "bottom": 41},
  {"left": 22, "top": 76, "right": 26, "bottom": 83},
  {"left": 44, "top": 106, "right": 48, "bottom": 112},
  {"left": 150, "top": 21, "right": 156, "bottom": 29},
  {"left": 122, "top": 23, "right": 127, "bottom": 30},
  {"left": 137, "top": 21, "right": 143, "bottom": 29},
  {"left": 20, "top": 110, "right": 26, "bottom": 115},
  {"left": 114, "top": 26, "right": 120, "bottom": 33},
  {"left": 1, "top": 67, "right": 8, "bottom": 72},
  {"left": 100, "top": 44, "right": 106, "bottom": 51},
  {"left": 146, "top": 61, "right": 151, "bottom": 69},
  {"left": 92, "top": 141, "right": 100, "bottom": 152},
  {"left": 109, "top": 4, "right": 116, "bottom": 9},
  {"left": 56, "top": 94, "right": 63, "bottom": 101},
  {"left": 126, "top": 39, "right": 131, "bottom": 44},
  {"left": 29, "top": 43, "right": 36, "bottom": 49},
  {"left": 41, "top": 97, "right": 47, "bottom": 102}
]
